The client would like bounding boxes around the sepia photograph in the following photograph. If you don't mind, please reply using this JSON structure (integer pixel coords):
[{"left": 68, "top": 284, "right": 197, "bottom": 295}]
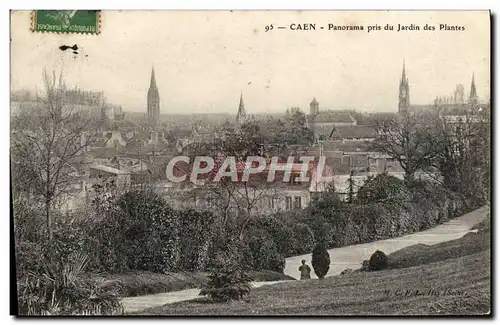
[{"left": 10, "top": 10, "right": 491, "bottom": 316}]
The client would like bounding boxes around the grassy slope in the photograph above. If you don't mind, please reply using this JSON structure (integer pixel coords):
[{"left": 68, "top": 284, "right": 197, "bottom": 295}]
[
  {"left": 97, "top": 270, "right": 294, "bottom": 298},
  {"left": 387, "top": 213, "right": 490, "bottom": 269},
  {"left": 139, "top": 229, "right": 491, "bottom": 316},
  {"left": 140, "top": 250, "right": 490, "bottom": 315},
  {"left": 387, "top": 231, "right": 490, "bottom": 269}
]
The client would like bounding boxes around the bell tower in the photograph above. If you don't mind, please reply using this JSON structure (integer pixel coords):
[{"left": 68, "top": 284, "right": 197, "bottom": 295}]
[
  {"left": 398, "top": 60, "right": 410, "bottom": 113},
  {"left": 147, "top": 66, "right": 160, "bottom": 126}
]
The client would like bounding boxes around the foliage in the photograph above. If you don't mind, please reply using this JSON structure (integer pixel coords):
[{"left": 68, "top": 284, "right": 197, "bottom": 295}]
[
  {"left": 17, "top": 251, "right": 123, "bottom": 315},
  {"left": 199, "top": 245, "right": 252, "bottom": 302},
  {"left": 316, "top": 222, "right": 334, "bottom": 247},
  {"left": 297, "top": 179, "right": 468, "bottom": 250},
  {"left": 428, "top": 109, "right": 490, "bottom": 208},
  {"left": 357, "top": 173, "right": 410, "bottom": 206},
  {"left": 292, "top": 223, "right": 316, "bottom": 254},
  {"left": 255, "top": 240, "right": 285, "bottom": 273},
  {"left": 252, "top": 216, "right": 297, "bottom": 256},
  {"left": 11, "top": 69, "right": 98, "bottom": 241},
  {"left": 311, "top": 243, "right": 330, "bottom": 279},
  {"left": 371, "top": 111, "right": 435, "bottom": 182},
  {"left": 243, "top": 219, "right": 285, "bottom": 272},
  {"left": 177, "top": 208, "right": 215, "bottom": 271},
  {"left": 13, "top": 198, "right": 48, "bottom": 278},
  {"left": 347, "top": 171, "right": 356, "bottom": 203},
  {"left": 262, "top": 111, "right": 314, "bottom": 147},
  {"left": 368, "top": 250, "right": 388, "bottom": 271},
  {"left": 85, "top": 188, "right": 180, "bottom": 274}
]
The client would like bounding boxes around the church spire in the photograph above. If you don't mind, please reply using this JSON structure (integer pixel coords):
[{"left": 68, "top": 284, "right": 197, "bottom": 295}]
[
  {"left": 468, "top": 73, "right": 478, "bottom": 106},
  {"left": 150, "top": 66, "right": 158, "bottom": 90},
  {"left": 236, "top": 91, "right": 246, "bottom": 123},
  {"left": 398, "top": 59, "right": 410, "bottom": 113},
  {"left": 401, "top": 59, "right": 406, "bottom": 82},
  {"left": 147, "top": 66, "right": 160, "bottom": 127}
]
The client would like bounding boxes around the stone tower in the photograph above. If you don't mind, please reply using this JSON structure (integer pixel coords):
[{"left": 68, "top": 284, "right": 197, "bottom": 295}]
[
  {"left": 398, "top": 60, "right": 410, "bottom": 113},
  {"left": 147, "top": 66, "right": 160, "bottom": 126},
  {"left": 310, "top": 97, "right": 319, "bottom": 116}
]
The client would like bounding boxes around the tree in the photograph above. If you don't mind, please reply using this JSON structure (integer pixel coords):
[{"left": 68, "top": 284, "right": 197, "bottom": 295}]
[
  {"left": 11, "top": 69, "right": 97, "bottom": 241},
  {"left": 347, "top": 170, "right": 356, "bottom": 203},
  {"left": 356, "top": 173, "right": 410, "bottom": 205},
  {"left": 199, "top": 243, "right": 252, "bottom": 302},
  {"left": 428, "top": 107, "right": 490, "bottom": 206},
  {"left": 197, "top": 122, "right": 278, "bottom": 241},
  {"left": 372, "top": 111, "right": 434, "bottom": 183},
  {"left": 311, "top": 243, "right": 330, "bottom": 279},
  {"left": 262, "top": 112, "right": 313, "bottom": 148}
]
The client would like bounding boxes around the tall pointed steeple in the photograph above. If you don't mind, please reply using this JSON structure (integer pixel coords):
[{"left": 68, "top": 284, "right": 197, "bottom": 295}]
[
  {"left": 150, "top": 67, "right": 157, "bottom": 90},
  {"left": 147, "top": 66, "right": 160, "bottom": 126},
  {"left": 236, "top": 91, "right": 246, "bottom": 123},
  {"left": 468, "top": 73, "right": 478, "bottom": 106},
  {"left": 398, "top": 59, "right": 410, "bottom": 113},
  {"left": 401, "top": 59, "right": 406, "bottom": 81}
]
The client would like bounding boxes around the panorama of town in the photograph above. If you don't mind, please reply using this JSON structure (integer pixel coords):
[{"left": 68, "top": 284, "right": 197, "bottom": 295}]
[{"left": 11, "top": 32, "right": 491, "bottom": 315}]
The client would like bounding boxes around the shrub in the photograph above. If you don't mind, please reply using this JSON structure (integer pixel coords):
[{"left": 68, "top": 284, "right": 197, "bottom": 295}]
[
  {"left": 357, "top": 173, "right": 411, "bottom": 206},
  {"left": 241, "top": 223, "right": 284, "bottom": 274},
  {"left": 334, "top": 217, "right": 359, "bottom": 247},
  {"left": 360, "top": 260, "right": 370, "bottom": 272},
  {"left": 317, "top": 222, "right": 334, "bottom": 246},
  {"left": 118, "top": 189, "right": 180, "bottom": 273},
  {"left": 293, "top": 223, "right": 315, "bottom": 254},
  {"left": 251, "top": 216, "right": 297, "bottom": 257},
  {"left": 368, "top": 250, "right": 388, "bottom": 271},
  {"left": 177, "top": 208, "right": 215, "bottom": 271},
  {"left": 371, "top": 204, "right": 399, "bottom": 240},
  {"left": 17, "top": 252, "right": 123, "bottom": 315},
  {"left": 84, "top": 188, "right": 181, "bottom": 274},
  {"left": 256, "top": 240, "right": 285, "bottom": 274},
  {"left": 311, "top": 243, "right": 330, "bottom": 278},
  {"left": 199, "top": 247, "right": 252, "bottom": 302}
]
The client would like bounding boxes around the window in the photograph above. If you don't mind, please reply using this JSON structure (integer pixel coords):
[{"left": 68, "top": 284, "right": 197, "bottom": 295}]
[
  {"left": 285, "top": 196, "right": 293, "bottom": 210},
  {"left": 294, "top": 196, "right": 302, "bottom": 209},
  {"left": 267, "top": 197, "right": 275, "bottom": 210}
]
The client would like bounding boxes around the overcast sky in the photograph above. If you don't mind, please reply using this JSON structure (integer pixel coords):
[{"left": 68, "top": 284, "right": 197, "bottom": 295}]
[{"left": 11, "top": 10, "right": 490, "bottom": 114}]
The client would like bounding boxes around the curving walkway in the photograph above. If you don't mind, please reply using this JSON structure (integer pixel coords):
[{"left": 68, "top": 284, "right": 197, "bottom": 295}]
[
  {"left": 121, "top": 205, "right": 489, "bottom": 314},
  {"left": 122, "top": 281, "right": 288, "bottom": 314},
  {"left": 285, "top": 205, "right": 489, "bottom": 280}
]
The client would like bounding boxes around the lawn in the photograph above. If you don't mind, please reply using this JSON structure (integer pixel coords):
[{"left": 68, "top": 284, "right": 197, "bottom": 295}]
[
  {"left": 387, "top": 231, "right": 490, "bottom": 269},
  {"left": 138, "top": 233, "right": 491, "bottom": 315}
]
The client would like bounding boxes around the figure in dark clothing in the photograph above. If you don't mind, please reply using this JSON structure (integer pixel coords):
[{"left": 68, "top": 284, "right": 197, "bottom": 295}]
[{"left": 298, "top": 259, "right": 311, "bottom": 280}]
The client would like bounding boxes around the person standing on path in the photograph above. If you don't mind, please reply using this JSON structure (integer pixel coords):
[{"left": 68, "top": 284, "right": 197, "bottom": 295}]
[{"left": 299, "top": 260, "right": 311, "bottom": 280}]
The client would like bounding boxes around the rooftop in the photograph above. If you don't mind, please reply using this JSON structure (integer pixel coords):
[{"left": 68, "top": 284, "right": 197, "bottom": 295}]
[
  {"left": 312, "top": 111, "right": 357, "bottom": 124},
  {"left": 90, "top": 164, "right": 130, "bottom": 175},
  {"left": 314, "top": 125, "right": 378, "bottom": 140}
]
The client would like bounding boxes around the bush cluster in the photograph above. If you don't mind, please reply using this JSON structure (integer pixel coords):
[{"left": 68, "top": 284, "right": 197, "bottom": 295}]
[
  {"left": 199, "top": 246, "right": 252, "bottom": 302},
  {"left": 296, "top": 179, "right": 468, "bottom": 251},
  {"left": 14, "top": 188, "right": 217, "bottom": 314},
  {"left": 14, "top": 176, "right": 474, "bottom": 312},
  {"left": 17, "top": 250, "right": 123, "bottom": 315},
  {"left": 368, "top": 250, "right": 389, "bottom": 271}
]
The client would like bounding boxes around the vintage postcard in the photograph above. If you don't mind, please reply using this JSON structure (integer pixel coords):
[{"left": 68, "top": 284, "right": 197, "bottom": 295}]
[{"left": 10, "top": 10, "right": 491, "bottom": 316}]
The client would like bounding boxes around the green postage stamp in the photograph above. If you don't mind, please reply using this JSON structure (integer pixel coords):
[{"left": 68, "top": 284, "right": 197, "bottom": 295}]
[{"left": 30, "top": 10, "right": 101, "bottom": 34}]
